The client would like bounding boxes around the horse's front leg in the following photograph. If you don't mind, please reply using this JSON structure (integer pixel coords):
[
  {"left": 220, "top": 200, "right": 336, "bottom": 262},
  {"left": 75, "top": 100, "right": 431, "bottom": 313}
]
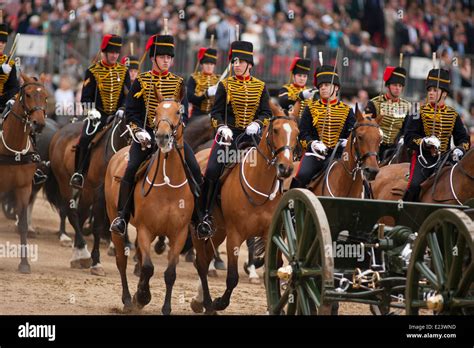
[
  {"left": 133, "top": 226, "right": 154, "bottom": 309},
  {"left": 212, "top": 227, "right": 243, "bottom": 311},
  {"left": 15, "top": 187, "right": 32, "bottom": 273},
  {"left": 67, "top": 196, "right": 91, "bottom": 269},
  {"left": 192, "top": 234, "right": 216, "bottom": 314}
]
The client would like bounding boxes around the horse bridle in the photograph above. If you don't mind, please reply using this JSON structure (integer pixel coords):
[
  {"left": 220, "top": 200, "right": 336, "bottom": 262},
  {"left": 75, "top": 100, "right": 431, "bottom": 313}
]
[
  {"left": 8, "top": 82, "right": 47, "bottom": 131},
  {"left": 154, "top": 101, "right": 184, "bottom": 147},
  {"left": 350, "top": 121, "right": 380, "bottom": 166},
  {"left": 253, "top": 116, "right": 298, "bottom": 166}
]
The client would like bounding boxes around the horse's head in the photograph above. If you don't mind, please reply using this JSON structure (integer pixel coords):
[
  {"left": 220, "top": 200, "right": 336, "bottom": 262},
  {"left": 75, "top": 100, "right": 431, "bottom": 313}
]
[
  {"left": 153, "top": 86, "right": 184, "bottom": 153},
  {"left": 264, "top": 102, "right": 299, "bottom": 179},
  {"left": 16, "top": 73, "right": 48, "bottom": 134},
  {"left": 349, "top": 104, "right": 382, "bottom": 181}
]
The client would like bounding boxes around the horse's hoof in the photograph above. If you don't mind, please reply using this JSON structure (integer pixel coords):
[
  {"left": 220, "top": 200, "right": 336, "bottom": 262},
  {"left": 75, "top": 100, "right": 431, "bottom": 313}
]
[
  {"left": 204, "top": 308, "right": 218, "bottom": 315},
  {"left": 18, "top": 263, "right": 31, "bottom": 274},
  {"left": 249, "top": 276, "right": 260, "bottom": 285},
  {"left": 70, "top": 259, "right": 82, "bottom": 269},
  {"left": 161, "top": 306, "right": 171, "bottom": 316},
  {"left": 132, "top": 293, "right": 145, "bottom": 310},
  {"left": 79, "top": 257, "right": 93, "bottom": 269},
  {"left": 59, "top": 234, "right": 73, "bottom": 247},
  {"left": 185, "top": 250, "right": 195, "bottom": 263},
  {"left": 133, "top": 263, "right": 140, "bottom": 277},
  {"left": 154, "top": 240, "right": 166, "bottom": 255},
  {"left": 214, "top": 258, "right": 226, "bottom": 270},
  {"left": 107, "top": 245, "right": 116, "bottom": 257},
  {"left": 190, "top": 298, "right": 204, "bottom": 313},
  {"left": 212, "top": 297, "right": 228, "bottom": 311},
  {"left": 208, "top": 269, "right": 218, "bottom": 278},
  {"left": 90, "top": 264, "right": 106, "bottom": 276},
  {"left": 123, "top": 299, "right": 133, "bottom": 313}
]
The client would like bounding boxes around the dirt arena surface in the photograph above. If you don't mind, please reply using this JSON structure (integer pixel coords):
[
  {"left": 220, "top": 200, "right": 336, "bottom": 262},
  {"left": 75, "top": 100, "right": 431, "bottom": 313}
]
[{"left": 0, "top": 193, "right": 370, "bottom": 315}]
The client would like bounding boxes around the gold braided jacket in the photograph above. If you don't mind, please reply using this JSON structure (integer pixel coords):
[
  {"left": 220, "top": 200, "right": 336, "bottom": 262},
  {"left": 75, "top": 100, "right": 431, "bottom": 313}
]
[
  {"left": 370, "top": 95, "right": 410, "bottom": 145},
  {"left": 279, "top": 83, "right": 307, "bottom": 118},
  {"left": 221, "top": 76, "right": 266, "bottom": 129},
  {"left": 306, "top": 99, "right": 352, "bottom": 149},
  {"left": 191, "top": 72, "right": 220, "bottom": 113},
  {"left": 87, "top": 62, "right": 128, "bottom": 114},
  {"left": 0, "top": 55, "right": 15, "bottom": 97},
  {"left": 132, "top": 71, "right": 184, "bottom": 129}
]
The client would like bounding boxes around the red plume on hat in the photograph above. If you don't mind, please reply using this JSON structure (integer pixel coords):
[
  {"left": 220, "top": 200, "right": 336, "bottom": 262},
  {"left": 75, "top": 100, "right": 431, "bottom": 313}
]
[
  {"left": 197, "top": 47, "right": 207, "bottom": 61},
  {"left": 289, "top": 57, "right": 300, "bottom": 72},
  {"left": 145, "top": 35, "right": 156, "bottom": 51},
  {"left": 120, "top": 56, "right": 128, "bottom": 65},
  {"left": 101, "top": 34, "right": 112, "bottom": 50},
  {"left": 383, "top": 66, "right": 396, "bottom": 82}
]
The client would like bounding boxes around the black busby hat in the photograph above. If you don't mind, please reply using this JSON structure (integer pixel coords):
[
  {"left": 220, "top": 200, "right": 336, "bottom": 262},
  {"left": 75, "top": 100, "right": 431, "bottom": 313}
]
[
  {"left": 384, "top": 66, "right": 406, "bottom": 86},
  {"left": 0, "top": 23, "right": 9, "bottom": 42},
  {"left": 426, "top": 68, "right": 450, "bottom": 93},
  {"left": 121, "top": 55, "right": 139, "bottom": 70},
  {"left": 146, "top": 34, "right": 175, "bottom": 58},
  {"left": 101, "top": 34, "right": 122, "bottom": 53},
  {"left": 314, "top": 64, "right": 340, "bottom": 87},
  {"left": 290, "top": 57, "right": 311, "bottom": 75},
  {"left": 198, "top": 47, "right": 217, "bottom": 64},
  {"left": 229, "top": 41, "right": 253, "bottom": 65}
]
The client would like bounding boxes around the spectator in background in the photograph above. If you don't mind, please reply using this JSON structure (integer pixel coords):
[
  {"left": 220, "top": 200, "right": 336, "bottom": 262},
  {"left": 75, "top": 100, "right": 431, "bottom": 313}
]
[
  {"left": 54, "top": 75, "right": 75, "bottom": 118},
  {"left": 355, "top": 89, "right": 369, "bottom": 112}
]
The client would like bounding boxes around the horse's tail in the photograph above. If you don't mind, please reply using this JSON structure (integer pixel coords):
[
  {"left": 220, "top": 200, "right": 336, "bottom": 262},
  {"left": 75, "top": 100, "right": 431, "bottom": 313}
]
[{"left": 43, "top": 168, "right": 62, "bottom": 211}]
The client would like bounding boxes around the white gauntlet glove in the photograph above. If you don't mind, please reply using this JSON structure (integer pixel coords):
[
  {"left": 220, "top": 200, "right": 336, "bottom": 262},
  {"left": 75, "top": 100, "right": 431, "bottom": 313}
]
[
  {"left": 135, "top": 130, "right": 152, "bottom": 149},
  {"left": 338, "top": 138, "right": 348, "bottom": 148},
  {"left": 206, "top": 84, "right": 218, "bottom": 97},
  {"left": 301, "top": 88, "right": 315, "bottom": 100},
  {"left": 452, "top": 148, "right": 464, "bottom": 162},
  {"left": 87, "top": 109, "right": 101, "bottom": 121},
  {"left": 1, "top": 63, "right": 12, "bottom": 75},
  {"left": 216, "top": 125, "right": 233, "bottom": 145},
  {"left": 422, "top": 135, "right": 441, "bottom": 149},
  {"left": 115, "top": 109, "right": 125, "bottom": 119},
  {"left": 245, "top": 121, "right": 260, "bottom": 136}
]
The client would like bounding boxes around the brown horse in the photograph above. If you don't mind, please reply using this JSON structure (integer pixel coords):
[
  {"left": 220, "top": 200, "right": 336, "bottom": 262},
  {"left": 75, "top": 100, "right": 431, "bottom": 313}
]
[
  {"left": 0, "top": 73, "right": 47, "bottom": 273},
  {"left": 105, "top": 90, "right": 194, "bottom": 314},
  {"left": 191, "top": 102, "right": 299, "bottom": 313},
  {"left": 309, "top": 106, "right": 382, "bottom": 198},
  {"left": 46, "top": 105, "right": 129, "bottom": 275},
  {"left": 372, "top": 147, "right": 474, "bottom": 204}
]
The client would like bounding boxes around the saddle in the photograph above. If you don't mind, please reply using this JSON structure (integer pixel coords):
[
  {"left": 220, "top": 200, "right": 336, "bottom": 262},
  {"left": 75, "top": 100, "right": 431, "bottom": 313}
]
[
  {"left": 71, "top": 121, "right": 114, "bottom": 153},
  {"left": 306, "top": 159, "right": 332, "bottom": 192}
]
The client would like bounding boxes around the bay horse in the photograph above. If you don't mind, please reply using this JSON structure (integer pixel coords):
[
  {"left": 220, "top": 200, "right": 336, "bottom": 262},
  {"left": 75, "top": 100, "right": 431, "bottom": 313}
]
[
  {"left": 45, "top": 105, "right": 129, "bottom": 275},
  {"left": 309, "top": 106, "right": 382, "bottom": 198},
  {"left": 372, "top": 147, "right": 474, "bottom": 204},
  {"left": 0, "top": 73, "right": 47, "bottom": 273},
  {"left": 191, "top": 102, "right": 299, "bottom": 314},
  {"left": 105, "top": 90, "right": 194, "bottom": 314}
]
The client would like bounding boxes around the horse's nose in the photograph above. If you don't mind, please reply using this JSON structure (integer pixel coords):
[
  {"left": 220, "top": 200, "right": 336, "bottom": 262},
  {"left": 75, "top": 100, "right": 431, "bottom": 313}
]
[
  {"left": 277, "top": 163, "right": 293, "bottom": 178},
  {"left": 363, "top": 167, "right": 379, "bottom": 181},
  {"left": 156, "top": 132, "right": 170, "bottom": 146}
]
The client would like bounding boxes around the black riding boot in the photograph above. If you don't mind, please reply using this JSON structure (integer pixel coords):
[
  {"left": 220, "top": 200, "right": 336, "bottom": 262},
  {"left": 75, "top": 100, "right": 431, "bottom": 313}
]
[
  {"left": 70, "top": 145, "right": 91, "bottom": 189},
  {"left": 196, "top": 177, "right": 219, "bottom": 239},
  {"left": 110, "top": 180, "right": 134, "bottom": 237}
]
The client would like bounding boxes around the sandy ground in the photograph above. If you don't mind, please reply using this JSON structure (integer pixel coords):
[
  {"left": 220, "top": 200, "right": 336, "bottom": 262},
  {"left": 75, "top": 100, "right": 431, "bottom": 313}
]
[{"left": 0, "top": 193, "right": 370, "bottom": 315}]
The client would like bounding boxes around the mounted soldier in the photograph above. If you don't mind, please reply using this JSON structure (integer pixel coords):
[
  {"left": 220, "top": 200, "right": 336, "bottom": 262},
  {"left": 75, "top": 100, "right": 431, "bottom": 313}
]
[
  {"left": 403, "top": 67, "right": 470, "bottom": 202},
  {"left": 187, "top": 47, "right": 220, "bottom": 119},
  {"left": 278, "top": 56, "right": 312, "bottom": 118},
  {"left": 364, "top": 60, "right": 410, "bottom": 162},
  {"left": 109, "top": 33, "right": 202, "bottom": 237},
  {"left": 196, "top": 40, "right": 272, "bottom": 238},
  {"left": 0, "top": 23, "right": 20, "bottom": 115},
  {"left": 70, "top": 34, "right": 131, "bottom": 189},
  {"left": 290, "top": 62, "right": 356, "bottom": 189}
]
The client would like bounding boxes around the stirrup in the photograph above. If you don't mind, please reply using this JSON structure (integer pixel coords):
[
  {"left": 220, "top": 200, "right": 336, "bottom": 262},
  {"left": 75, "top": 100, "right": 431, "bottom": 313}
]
[
  {"left": 69, "top": 173, "right": 84, "bottom": 189},
  {"left": 110, "top": 217, "right": 127, "bottom": 237},
  {"left": 196, "top": 215, "right": 215, "bottom": 240}
]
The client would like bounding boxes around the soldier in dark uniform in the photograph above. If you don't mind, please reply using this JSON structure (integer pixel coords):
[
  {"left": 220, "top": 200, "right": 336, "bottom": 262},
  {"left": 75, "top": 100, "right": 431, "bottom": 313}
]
[
  {"left": 364, "top": 66, "right": 410, "bottom": 161},
  {"left": 290, "top": 64, "right": 356, "bottom": 189},
  {"left": 196, "top": 40, "right": 272, "bottom": 238},
  {"left": 0, "top": 23, "right": 20, "bottom": 114},
  {"left": 109, "top": 34, "right": 202, "bottom": 237},
  {"left": 278, "top": 56, "right": 312, "bottom": 118},
  {"left": 187, "top": 47, "right": 220, "bottom": 118},
  {"left": 70, "top": 34, "right": 131, "bottom": 189},
  {"left": 121, "top": 55, "right": 140, "bottom": 84},
  {"left": 403, "top": 68, "right": 470, "bottom": 202}
]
